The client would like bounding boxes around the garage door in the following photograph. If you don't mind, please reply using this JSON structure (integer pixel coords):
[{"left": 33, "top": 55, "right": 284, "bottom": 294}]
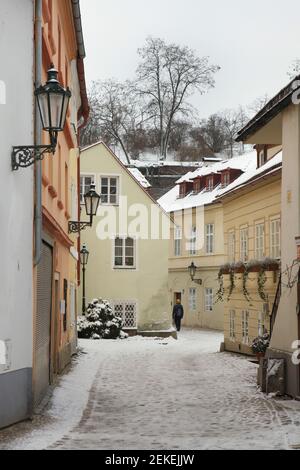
[{"left": 34, "top": 241, "right": 53, "bottom": 407}]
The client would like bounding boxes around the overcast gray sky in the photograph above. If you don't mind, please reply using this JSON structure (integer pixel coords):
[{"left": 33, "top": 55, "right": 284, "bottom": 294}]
[{"left": 80, "top": 0, "right": 300, "bottom": 118}]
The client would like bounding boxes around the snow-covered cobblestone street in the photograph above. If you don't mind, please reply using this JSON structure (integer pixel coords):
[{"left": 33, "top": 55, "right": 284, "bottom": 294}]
[{"left": 1, "top": 329, "right": 300, "bottom": 450}]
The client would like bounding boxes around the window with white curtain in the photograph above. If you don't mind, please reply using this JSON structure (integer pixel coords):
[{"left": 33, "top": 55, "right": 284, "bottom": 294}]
[
  {"left": 189, "top": 288, "right": 197, "bottom": 311},
  {"left": 174, "top": 227, "right": 182, "bottom": 257},
  {"left": 255, "top": 223, "right": 265, "bottom": 260},
  {"left": 242, "top": 311, "right": 249, "bottom": 344},
  {"left": 270, "top": 218, "right": 281, "bottom": 259},
  {"left": 240, "top": 227, "right": 248, "bottom": 262},
  {"left": 206, "top": 224, "right": 214, "bottom": 254},
  {"left": 190, "top": 226, "right": 197, "bottom": 255},
  {"left": 205, "top": 288, "right": 213, "bottom": 312}
]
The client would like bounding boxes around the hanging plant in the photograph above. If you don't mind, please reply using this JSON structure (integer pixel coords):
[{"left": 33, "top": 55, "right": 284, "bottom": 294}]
[
  {"left": 227, "top": 267, "right": 235, "bottom": 301},
  {"left": 242, "top": 266, "right": 252, "bottom": 304},
  {"left": 215, "top": 270, "right": 225, "bottom": 303},
  {"left": 258, "top": 267, "right": 268, "bottom": 301}
]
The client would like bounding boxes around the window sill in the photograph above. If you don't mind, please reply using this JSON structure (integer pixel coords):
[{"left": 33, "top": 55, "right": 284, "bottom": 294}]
[{"left": 113, "top": 267, "right": 137, "bottom": 271}]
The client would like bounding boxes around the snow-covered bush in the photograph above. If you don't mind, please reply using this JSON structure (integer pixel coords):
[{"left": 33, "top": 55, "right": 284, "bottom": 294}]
[
  {"left": 78, "top": 298, "right": 128, "bottom": 340},
  {"left": 252, "top": 333, "right": 270, "bottom": 355}
]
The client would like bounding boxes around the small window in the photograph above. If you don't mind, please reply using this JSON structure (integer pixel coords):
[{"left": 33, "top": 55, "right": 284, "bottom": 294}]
[
  {"left": 222, "top": 172, "right": 230, "bottom": 188},
  {"left": 114, "top": 237, "right": 135, "bottom": 268},
  {"left": 206, "top": 224, "right": 214, "bottom": 254},
  {"left": 270, "top": 218, "right": 281, "bottom": 259},
  {"left": 255, "top": 223, "right": 265, "bottom": 260},
  {"left": 174, "top": 227, "right": 182, "bottom": 257},
  {"left": 101, "top": 176, "right": 119, "bottom": 205},
  {"left": 258, "top": 312, "right": 266, "bottom": 337},
  {"left": 194, "top": 179, "right": 201, "bottom": 193},
  {"left": 80, "top": 175, "right": 95, "bottom": 204},
  {"left": 258, "top": 149, "right": 266, "bottom": 167},
  {"left": 189, "top": 288, "right": 197, "bottom": 311},
  {"left": 230, "top": 310, "right": 236, "bottom": 341},
  {"left": 242, "top": 311, "right": 249, "bottom": 344},
  {"left": 240, "top": 227, "right": 248, "bottom": 262},
  {"left": 207, "top": 176, "right": 214, "bottom": 191},
  {"left": 205, "top": 288, "right": 213, "bottom": 312},
  {"left": 113, "top": 301, "right": 137, "bottom": 329}
]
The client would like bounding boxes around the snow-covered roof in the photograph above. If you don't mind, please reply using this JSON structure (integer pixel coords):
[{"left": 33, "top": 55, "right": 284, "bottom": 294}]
[
  {"left": 217, "top": 150, "right": 282, "bottom": 198},
  {"left": 158, "top": 150, "right": 282, "bottom": 213},
  {"left": 127, "top": 167, "right": 151, "bottom": 189}
]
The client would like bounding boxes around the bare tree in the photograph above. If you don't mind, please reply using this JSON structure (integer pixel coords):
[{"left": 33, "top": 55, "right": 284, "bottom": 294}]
[
  {"left": 136, "top": 37, "right": 220, "bottom": 159},
  {"left": 221, "top": 107, "right": 249, "bottom": 158},
  {"left": 248, "top": 94, "right": 269, "bottom": 116},
  {"left": 81, "top": 80, "right": 148, "bottom": 164},
  {"left": 196, "top": 115, "right": 227, "bottom": 154},
  {"left": 287, "top": 59, "right": 300, "bottom": 80}
]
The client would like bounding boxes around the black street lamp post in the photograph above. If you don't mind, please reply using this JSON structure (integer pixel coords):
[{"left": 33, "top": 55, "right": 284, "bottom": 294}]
[{"left": 80, "top": 244, "right": 90, "bottom": 314}]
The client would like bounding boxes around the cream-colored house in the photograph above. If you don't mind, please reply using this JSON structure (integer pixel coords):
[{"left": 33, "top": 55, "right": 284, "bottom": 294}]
[
  {"left": 216, "top": 147, "right": 282, "bottom": 355},
  {"left": 236, "top": 77, "right": 300, "bottom": 397},
  {"left": 79, "top": 142, "right": 173, "bottom": 336},
  {"left": 158, "top": 152, "right": 256, "bottom": 331}
]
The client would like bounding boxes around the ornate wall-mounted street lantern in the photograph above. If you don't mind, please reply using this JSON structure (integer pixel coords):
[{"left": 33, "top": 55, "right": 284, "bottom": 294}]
[
  {"left": 12, "top": 65, "right": 71, "bottom": 171},
  {"left": 188, "top": 262, "right": 202, "bottom": 285},
  {"left": 68, "top": 184, "right": 101, "bottom": 234}
]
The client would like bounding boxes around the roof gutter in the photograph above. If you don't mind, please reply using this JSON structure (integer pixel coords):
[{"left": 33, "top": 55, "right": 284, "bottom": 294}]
[{"left": 71, "top": 0, "right": 90, "bottom": 130}]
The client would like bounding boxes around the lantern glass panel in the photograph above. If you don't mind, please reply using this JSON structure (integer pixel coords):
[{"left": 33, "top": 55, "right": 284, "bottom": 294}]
[
  {"left": 49, "top": 92, "right": 64, "bottom": 130},
  {"left": 37, "top": 92, "right": 50, "bottom": 129}
]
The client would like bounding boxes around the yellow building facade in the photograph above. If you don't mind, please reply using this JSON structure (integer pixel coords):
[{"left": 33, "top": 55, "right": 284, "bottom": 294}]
[
  {"left": 219, "top": 154, "right": 282, "bottom": 355},
  {"left": 79, "top": 142, "right": 173, "bottom": 335},
  {"left": 159, "top": 152, "right": 258, "bottom": 331}
]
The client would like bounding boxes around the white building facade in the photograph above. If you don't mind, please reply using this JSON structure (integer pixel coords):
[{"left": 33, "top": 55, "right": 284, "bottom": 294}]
[{"left": 0, "top": 0, "right": 34, "bottom": 428}]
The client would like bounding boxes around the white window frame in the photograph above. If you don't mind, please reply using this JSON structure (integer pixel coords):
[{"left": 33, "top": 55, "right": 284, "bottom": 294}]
[
  {"left": 206, "top": 224, "right": 214, "bottom": 254},
  {"left": 242, "top": 310, "right": 249, "bottom": 345},
  {"left": 80, "top": 174, "right": 95, "bottom": 204},
  {"left": 114, "top": 237, "right": 136, "bottom": 269},
  {"left": 189, "top": 226, "right": 197, "bottom": 255},
  {"left": 100, "top": 175, "right": 120, "bottom": 206},
  {"left": 270, "top": 218, "right": 281, "bottom": 259},
  {"left": 229, "top": 310, "right": 236, "bottom": 341},
  {"left": 189, "top": 288, "right": 197, "bottom": 311},
  {"left": 112, "top": 300, "right": 137, "bottom": 329},
  {"left": 223, "top": 172, "right": 230, "bottom": 187},
  {"left": 207, "top": 176, "right": 214, "bottom": 191},
  {"left": 174, "top": 227, "right": 182, "bottom": 257},
  {"left": 205, "top": 288, "right": 213, "bottom": 312},
  {"left": 228, "top": 230, "right": 235, "bottom": 263},
  {"left": 240, "top": 227, "right": 248, "bottom": 262},
  {"left": 259, "top": 150, "right": 265, "bottom": 167},
  {"left": 255, "top": 222, "right": 265, "bottom": 260},
  {"left": 258, "top": 311, "right": 266, "bottom": 337}
]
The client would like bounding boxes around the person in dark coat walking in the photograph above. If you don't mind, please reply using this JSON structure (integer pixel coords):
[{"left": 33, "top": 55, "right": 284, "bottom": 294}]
[{"left": 173, "top": 299, "right": 184, "bottom": 332}]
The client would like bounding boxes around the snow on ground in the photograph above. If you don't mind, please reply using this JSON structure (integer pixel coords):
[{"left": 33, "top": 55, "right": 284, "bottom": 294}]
[{"left": 1, "top": 329, "right": 300, "bottom": 450}]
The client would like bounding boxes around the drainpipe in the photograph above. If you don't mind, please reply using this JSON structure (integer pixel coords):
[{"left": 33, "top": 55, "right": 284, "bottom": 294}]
[{"left": 34, "top": 0, "right": 42, "bottom": 266}]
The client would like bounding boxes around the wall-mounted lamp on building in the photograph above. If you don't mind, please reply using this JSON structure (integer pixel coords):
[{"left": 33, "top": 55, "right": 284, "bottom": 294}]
[
  {"left": 12, "top": 65, "right": 71, "bottom": 171},
  {"left": 68, "top": 184, "right": 101, "bottom": 234},
  {"left": 80, "top": 244, "right": 90, "bottom": 314},
  {"left": 188, "top": 262, "right": 202, "bottom": 285}
]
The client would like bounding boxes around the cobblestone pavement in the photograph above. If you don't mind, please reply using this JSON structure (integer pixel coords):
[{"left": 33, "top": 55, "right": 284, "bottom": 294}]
[{"left": 1, "top": 329, "right": 300, "bottom": 450}]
